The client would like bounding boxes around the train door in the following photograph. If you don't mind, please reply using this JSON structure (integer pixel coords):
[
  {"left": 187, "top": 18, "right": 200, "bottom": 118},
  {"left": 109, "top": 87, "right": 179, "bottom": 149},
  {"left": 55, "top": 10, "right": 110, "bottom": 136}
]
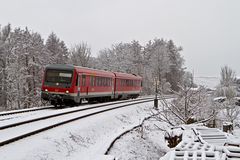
[
  {"left": 89, "top": 75, "right": 95, "bottom": 95},
  {"left": 80, "top": 74, "right": 89, "bottom": 96},
  {"left": 77, "top": 74, "right": 80, "bottom": 97},
  {"left": 74, "top": 74, "right": 81, "bottom": 104},
  {"left": 111, "top": 77, "right": 114, "bottom": 96}
]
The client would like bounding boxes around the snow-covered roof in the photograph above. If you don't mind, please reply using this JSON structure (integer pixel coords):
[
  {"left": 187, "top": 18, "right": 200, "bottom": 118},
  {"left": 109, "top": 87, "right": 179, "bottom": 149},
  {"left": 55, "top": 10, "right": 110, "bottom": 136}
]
[
  {"left": 213, "top": 97, "right": 227, "bottom": 101},
  {"left": 160, "top": 150, "right": 225, "bottom": 160},
  {"left": 161, "top": 125, "right": 240, "bottom": 160}
]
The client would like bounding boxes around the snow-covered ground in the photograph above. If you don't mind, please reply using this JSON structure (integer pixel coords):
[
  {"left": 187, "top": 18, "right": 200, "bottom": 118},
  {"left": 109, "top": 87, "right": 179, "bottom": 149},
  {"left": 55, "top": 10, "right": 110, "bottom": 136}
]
[
  {"left": 108, "top": 120, "right": 170, "bottom": 160},
  {"left": 0, "top": 101, "right": 162, "bottom": 160}
]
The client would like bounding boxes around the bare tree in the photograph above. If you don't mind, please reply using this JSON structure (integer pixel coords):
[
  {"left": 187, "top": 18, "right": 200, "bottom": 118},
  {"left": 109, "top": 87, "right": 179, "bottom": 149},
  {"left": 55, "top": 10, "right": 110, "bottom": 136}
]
[
  {"left": 152, "top": 84, "right": 215, "bottom": 126},
  {"left": 220, "top": 65, "right": 236, "bottom": 87},
  {"left": 214, "top": 66, "right": 240, "bottom": 126},
  {"left": 69, "top": 42, "right": 91, "bottom": 67}
]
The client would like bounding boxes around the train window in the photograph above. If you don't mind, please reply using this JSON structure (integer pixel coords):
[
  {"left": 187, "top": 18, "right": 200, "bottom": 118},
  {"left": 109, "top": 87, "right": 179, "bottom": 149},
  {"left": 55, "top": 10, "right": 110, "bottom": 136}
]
[
  {"left": 101, "top": 77, "right": 103, "bottom": 86},
  {"left": 103, "top": 77, "right": 106, "bottom": 86},
  {"left": 90, "top": 76, "right": 95, "bottom": 86},
  {"left": 103, "top": 77, "right": 105, "bottom": 86},
  {"left": 99, "top": 77, "right": 102, "bottom": 86},
  {"left": 82, "top": 75, "right": 86, "bottom": 86},
  {"left": 96, "top": 77, "right": 99, "bottom": 86}
]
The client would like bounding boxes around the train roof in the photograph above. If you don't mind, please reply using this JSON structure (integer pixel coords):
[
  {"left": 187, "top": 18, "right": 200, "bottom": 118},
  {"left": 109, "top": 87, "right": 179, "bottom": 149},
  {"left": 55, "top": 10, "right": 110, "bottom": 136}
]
[
  {"left": 113, "top": 72, "right": 142, "bottom": 80},
  {"left": 45, "top": 64, "right": 142, "bottom": 79},
  {"left": 45, "top": 64, "right": 75, "bottom": 71},
  {"left": 74, "top": 66, "right": 114, "bottom": 77}
]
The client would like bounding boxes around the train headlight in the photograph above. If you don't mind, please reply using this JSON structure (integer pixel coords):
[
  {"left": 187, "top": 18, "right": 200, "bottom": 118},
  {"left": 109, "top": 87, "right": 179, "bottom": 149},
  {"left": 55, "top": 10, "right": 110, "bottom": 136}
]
[
  {"left": 66, "top": 90, "right": 69, "bottom": 94},
  {"left": 45, "top": 89, "right": 48, "bottom": 92}
]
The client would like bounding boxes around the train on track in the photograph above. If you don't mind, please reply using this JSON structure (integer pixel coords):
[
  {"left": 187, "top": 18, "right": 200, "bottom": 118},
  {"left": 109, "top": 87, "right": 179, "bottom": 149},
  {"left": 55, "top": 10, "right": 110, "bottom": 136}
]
[{"left": 41, "top": 64, "right": 142, "bottom": 107}]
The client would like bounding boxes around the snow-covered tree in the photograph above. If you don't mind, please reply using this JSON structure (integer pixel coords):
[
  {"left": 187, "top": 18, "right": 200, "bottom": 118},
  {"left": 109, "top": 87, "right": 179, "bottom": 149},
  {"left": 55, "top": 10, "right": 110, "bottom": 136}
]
[
  {"left": 97, "top": 41, "right": 143, "bottom": 74},
  {"left": 97, "top": 48, "right": 115, "bottom": 70},
  {"left": 220, "top": 66, "right": 236, "bottom": 87},
  {"left": 46, "top": 32, "right": 69, "bottom": 64},
  {"left": 165, "top": 40, "right": 184, "bottom": 91},
  {"left": 152, "top": 85, "right": 215, "bottom": 126},
  {"left": 147, "top": 39, "right": 171, "bottom": 92},
  {"left": 69, "top": 42, "right": 91, "bottom": 67},
  {"left": 214, "top": 66, "right": 240, "bottom": 126},
  {"left": 182, "top": 71, "right": 196, "bottom": 88},
  {"left": 0, "top": 24, "right": 11, "bottom": 110},
  {"left": 3, "top": 27, "right": 50, "bottom": 109},
  {"left": 96, "top": 39, "right": 185, "bottom": 95}
]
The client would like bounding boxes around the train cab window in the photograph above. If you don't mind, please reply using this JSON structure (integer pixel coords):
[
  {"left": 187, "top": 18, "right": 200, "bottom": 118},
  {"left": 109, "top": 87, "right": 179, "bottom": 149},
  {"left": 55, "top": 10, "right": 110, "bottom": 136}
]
[
  {"left": 75, "top": 75, "right": 78, "bottom": 86},
  {"left": 82, "top": 75, "right": 86, "bottom": 86}
]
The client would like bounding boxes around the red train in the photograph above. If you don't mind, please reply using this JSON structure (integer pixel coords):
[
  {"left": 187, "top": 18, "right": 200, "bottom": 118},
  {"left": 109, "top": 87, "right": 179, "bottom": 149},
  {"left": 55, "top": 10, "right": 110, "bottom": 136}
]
[{"left": 41, "top": 64, "right": 142, "bottom": 106}]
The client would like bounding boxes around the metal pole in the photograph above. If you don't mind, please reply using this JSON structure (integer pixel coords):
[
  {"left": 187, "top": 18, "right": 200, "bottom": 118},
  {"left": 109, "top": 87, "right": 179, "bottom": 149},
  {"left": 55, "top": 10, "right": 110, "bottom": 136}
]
[{"left": 154, "top": 79, "right": 158, "bottom": 109}]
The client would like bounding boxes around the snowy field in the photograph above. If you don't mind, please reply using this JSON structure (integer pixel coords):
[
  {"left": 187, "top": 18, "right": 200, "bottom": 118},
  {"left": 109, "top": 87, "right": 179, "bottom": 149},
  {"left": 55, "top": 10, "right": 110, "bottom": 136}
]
[
  {"left": 0, "top": 101, "right": 164, "bottom": 160},
  {"left": 108, "top": 120, "right": 170, "bottom": 160},
  {"left": 194, "top": 76, "right": 219, "bottom": 89}
]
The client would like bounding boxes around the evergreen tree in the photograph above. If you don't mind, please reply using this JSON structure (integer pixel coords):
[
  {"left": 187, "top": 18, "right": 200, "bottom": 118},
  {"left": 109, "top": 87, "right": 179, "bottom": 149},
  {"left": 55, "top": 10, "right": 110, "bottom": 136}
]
[
  {"left": 166, "top": 40, "right": 184, "bottom": 91},
  {"left": 46, "top": 32, "right": 69, "bottom": 64},
  {"left": 6, "top": 27, "right": 49, "bottom": 109},
  {"left": 0, "top": 24, "right": 11, "bottom": 110}
]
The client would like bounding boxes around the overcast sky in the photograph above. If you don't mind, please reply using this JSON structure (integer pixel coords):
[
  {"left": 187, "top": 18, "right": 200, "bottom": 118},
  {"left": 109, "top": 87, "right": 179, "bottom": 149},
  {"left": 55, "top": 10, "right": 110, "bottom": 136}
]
[{"left": 0, "top": 0, "right": 239, "bottom": 76}]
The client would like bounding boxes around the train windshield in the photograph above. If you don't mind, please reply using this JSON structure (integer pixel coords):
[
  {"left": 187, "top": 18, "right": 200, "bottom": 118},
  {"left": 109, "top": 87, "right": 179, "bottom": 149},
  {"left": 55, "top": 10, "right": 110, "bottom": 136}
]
[{"left": 44, "top": 69, "right": 73, "bottom": 88}]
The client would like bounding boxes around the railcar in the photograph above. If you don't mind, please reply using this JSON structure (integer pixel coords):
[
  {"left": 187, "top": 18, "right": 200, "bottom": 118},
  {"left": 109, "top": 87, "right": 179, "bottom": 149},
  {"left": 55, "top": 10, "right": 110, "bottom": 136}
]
[
  {"left": 114, "top": 72, "right": 142, "bottom": 99},
  {"left": 41, "top": 64, "right": 142, "bottom": 107}
]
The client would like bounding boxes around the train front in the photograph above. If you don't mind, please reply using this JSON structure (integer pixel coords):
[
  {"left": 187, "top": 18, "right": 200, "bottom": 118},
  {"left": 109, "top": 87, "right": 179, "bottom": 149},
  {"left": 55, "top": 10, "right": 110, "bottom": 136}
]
[{"left": 41, "top": 64, "right": 76, "bottom": 106}]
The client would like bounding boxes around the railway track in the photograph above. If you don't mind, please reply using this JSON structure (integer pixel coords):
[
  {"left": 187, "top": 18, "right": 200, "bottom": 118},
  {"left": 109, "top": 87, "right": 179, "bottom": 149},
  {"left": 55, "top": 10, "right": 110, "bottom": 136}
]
[
  {"left": 0, "top": 106, "right": 55, "bottom": 116},
  {"left": 0, "top": 97, "right": 155, "bottom": 130},
  {"left": 0, "top": 97, "right": 157, "bottom": 147},
  {"left": 0, "top": 96, "right": 158, "bottom": 117}
]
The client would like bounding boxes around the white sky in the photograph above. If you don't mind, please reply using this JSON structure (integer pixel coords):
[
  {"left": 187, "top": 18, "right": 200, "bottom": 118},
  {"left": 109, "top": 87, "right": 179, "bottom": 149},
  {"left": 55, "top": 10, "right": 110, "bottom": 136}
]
[{"left": 0, "top": 0, "right": 239, "bottom": 76}]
